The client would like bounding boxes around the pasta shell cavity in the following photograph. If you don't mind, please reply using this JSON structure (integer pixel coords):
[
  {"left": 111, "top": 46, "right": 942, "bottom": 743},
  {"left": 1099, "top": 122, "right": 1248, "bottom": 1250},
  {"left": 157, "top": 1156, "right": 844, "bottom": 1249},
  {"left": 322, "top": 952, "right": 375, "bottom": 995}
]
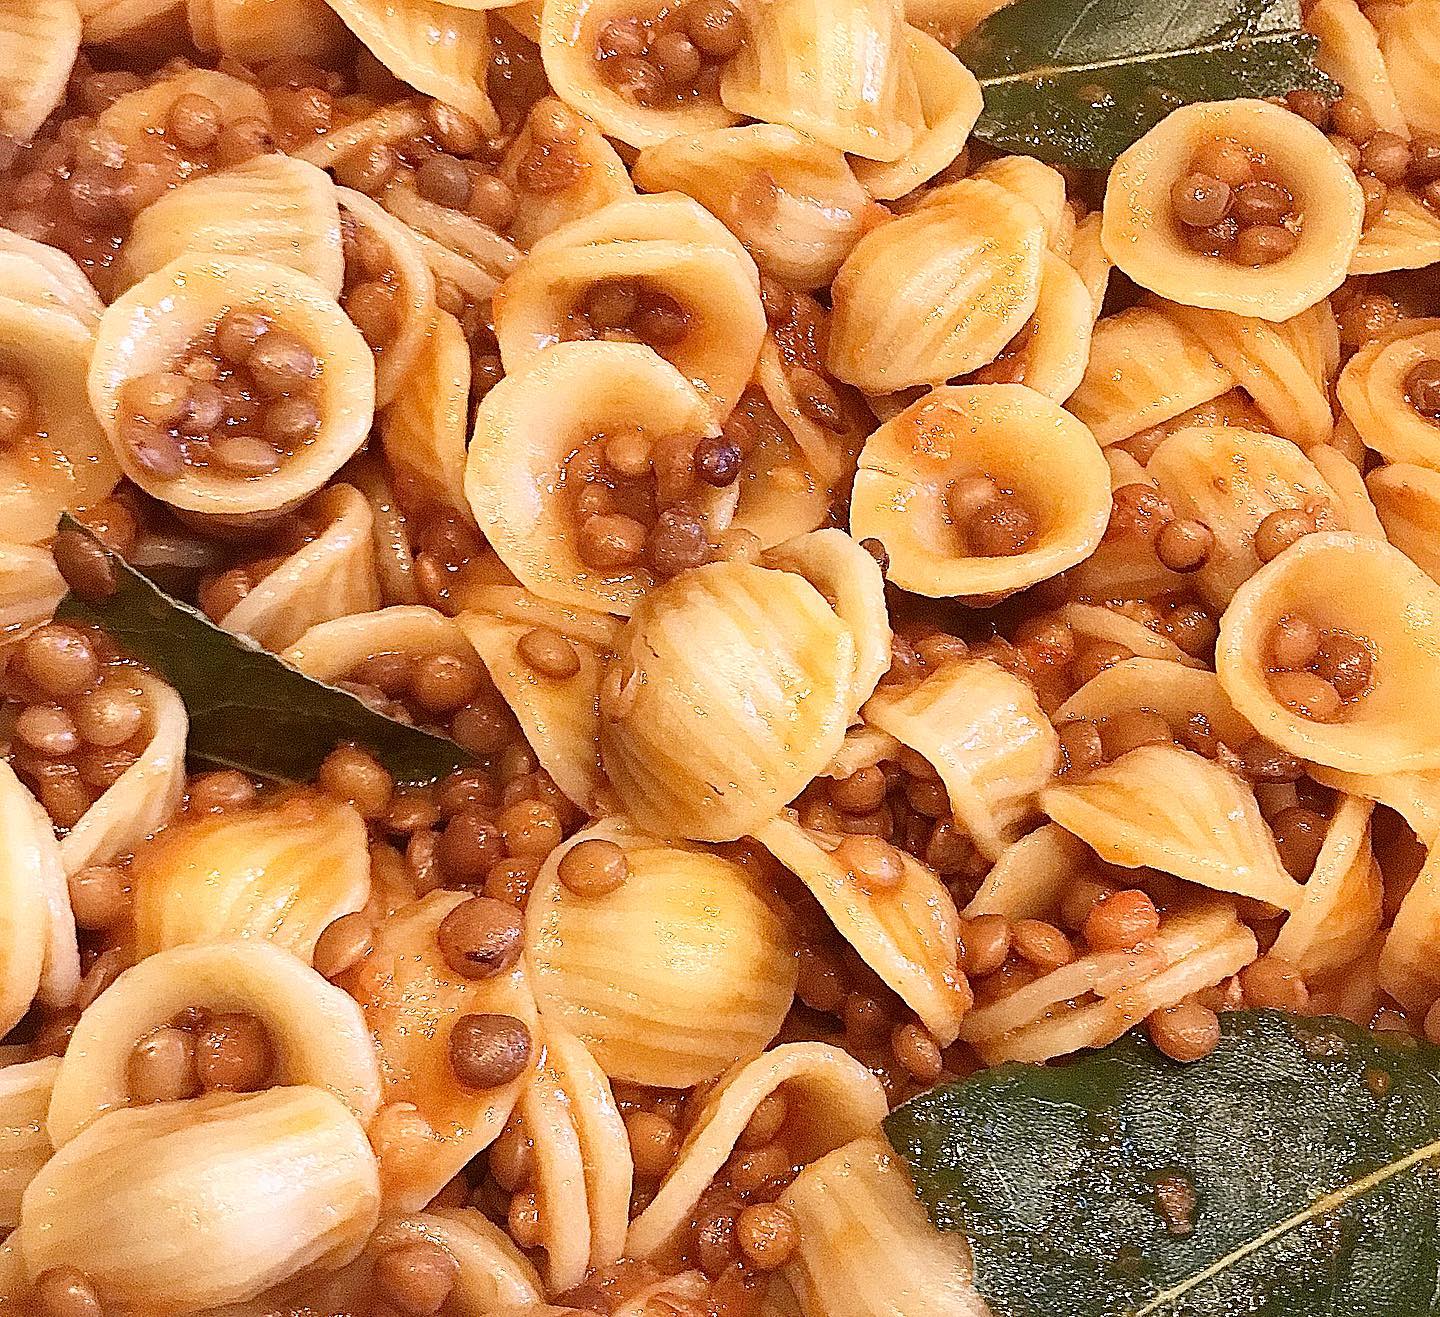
[
  {"left": 625, "top": 1042, "right": 888, "bottom": 1259},
  {"left": 598, "top": 561, "right": 857, "bottom": 841},
  {"left": 754, "top": 815, "right": 970, "bottom": 1043},
  {"left": 867, "top": 658, "right": 1058, "bottom": 861},
  {"left": 1217, "top": 532, "right": 1440, "bottom": 774},
  {"left": 1101, "top": 99, "right": 1364, "bottom": 320},
  {"left": 20, "top": 1087, "right": 380, "bottom": 1313},
  {"left": 129, "top": 789, "right": 371, "bottom": 964},
  {"left": 1338, "top": 320, "right": 1440, "bottom": 468},
  {"left": 849, "top": 383, "right": 1111, "bottom": 599},
  {"left": 46, "top": 939, "right": 382, "bottom": 1145},
  {"left": 493, "top": 193, "right": 765, "bottom": 423},
  {"left": 87, "top": 255, "right": 376, "bottom": 518},
  {"left": 526, "top": 821, "right": 798, "bottom": 1086},
  {"left": 465, "top": 341, "right": 731, "bottom": 616},
  {"left": 826, "top": 180, "right": 1046, "bottom": 393}
]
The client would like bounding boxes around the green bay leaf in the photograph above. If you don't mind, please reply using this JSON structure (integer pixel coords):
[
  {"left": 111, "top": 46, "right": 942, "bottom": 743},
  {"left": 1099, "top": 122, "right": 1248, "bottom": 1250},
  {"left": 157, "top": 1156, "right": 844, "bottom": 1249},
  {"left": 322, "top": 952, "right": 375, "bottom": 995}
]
[
  {"left": 959, "top": 0, "right": 1337, "bottom": 169},
  {"left": 884, "top": 1010, "right": 1440, "bottom": 1316},
  {"left": 54, "top": 515, "right": 472, "bottom": 786}
]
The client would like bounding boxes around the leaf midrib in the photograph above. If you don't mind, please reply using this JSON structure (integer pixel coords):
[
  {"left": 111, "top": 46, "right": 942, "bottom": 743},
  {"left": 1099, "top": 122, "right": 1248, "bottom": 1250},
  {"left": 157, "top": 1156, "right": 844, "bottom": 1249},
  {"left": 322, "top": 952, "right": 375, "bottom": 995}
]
[{"left": 1130, "top": 1137, "right": 1440, "bottom": 1316}]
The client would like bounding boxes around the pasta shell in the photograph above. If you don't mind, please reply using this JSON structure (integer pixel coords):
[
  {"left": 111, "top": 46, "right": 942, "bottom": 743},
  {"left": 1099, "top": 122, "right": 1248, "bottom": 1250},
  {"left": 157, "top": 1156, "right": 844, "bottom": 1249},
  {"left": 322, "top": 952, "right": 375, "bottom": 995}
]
[
  {"left": 1042, "top": 744, "right": 1304, "bottom": 910},
  {"left": 1163, "top": 302, "right": 1337, "bottom": 450},
  {"left": 1310, "top": 442, "right": 1385, "bottom": 537},
  {"left": 966, "top": 155, "right": 1070, "bottom": 252},
  {"left": 625, "top": 1042, "right": 888, "bottom": 1259},
  {"left": 22, "top": 1087, "right": 380, "bottom": 1312},
  {"left": 381, "top": 181, "right": 521, "bottom": 304},
  {"left": 849, "top": 383, "right": 1111, "bottom": 599},
  {"left": 130, "top": 789, "right": 370, "bottom": 964},
  {"left": 773, "top": 1133, "right": 986, "bottom": 1317},
  {"left": 1310, "top": 0, "right": 1409, "bottom": 139},
  {"left": 719, "top": 0, "right": 921, "bottom": 163},
  {"left": 499, "top": 101, "right": 636, "bottom": 250},
  {"left": 346, "top": 452, "right": 423, "bottom": 605},
  {"left": 1217, "top": 532, "right": 1440, "bottom": 774},
  {"left": 725, "top": 385, "right": 837, "bottom": 549},
  {"left": 337, "top": 186, "right": 439, "bottom": 409},
  {"left": 1370, "top": 0, "right": 1440, "bottom": 136},
  {"left": 1338, "top": 320, "right": 1440, "bottom": 468},
  {"left": 89, "top": 255, "right": 376, "bottom": 518},
  {"left": 755, "top": 331, "right": 867, "bottom": 487},
  {"left": 1351, "top": 185, "right": 1440, "bottom": 274},
  {"left": 963, "top": 899, "right": 1257, "bottom": 1064},
  {"left": 344, "top": 890, "right": 538, "bottom": 1211},
  {"left": 0, "top": 545, "right": 64, "bottom": 664},
  {"left": 47, "top": 939, "right": 381, "bottom": 1145},
  {"left": 454, "top": 587, "right": 620, "bottom": 811},
  {"left": 1067, "top": 211, "right": 1112, "bottom": 319},
  {"left": 1060, "top": 601, "right": 1207, "bottom": 670},
  {"left": 0, "top": 229, "right": 104, "bottom": 331},
  {"left": 1057, "top": 657, "right": 1256, "bottom": 752},
  {"left": 525, "top": 821, "right": 797, "bottom": 1085},
  {"left": 1271, "top": 795, "right": 1380, "bottom": 979},
  {"left": 0, "top": 0, "right": 81, "bottom": 143},
  {"left": 634, "top": 125, "right": 870, "bottom": 290},
  {"left": 866, "top": 658, "right": 1058, "bottom": 861},
  {"left": 1066, "top": 306, "right": 1233, "bottom": 446},
  {"left": 465, "top": 341, "right": 729, "bottom": 616},
  {"left": 1147, "top": 425, "right": 1347, "bottom": 608},
  {"left": 1379, "top": 843, "right": 1440, "bottom": 1012},
  {"left": 826, "top": 179, "right": 1045, "bottom": 392},
  {"left": 519, "top": 1024, "right": 631, "bottom": 1290},
  {"left": 493, "top": 192, "right": 765, "bottom": 423},
  {"left": 0, "top": 1058, "right": 58, "bottom": 1230},
  {"left": 599, "top": 561, "right": 856, "bottom": 840},
  {"left": 852, "top": 25, "right": 982, "bottom": 200},
  {"left": 1367, "top": 460, "right": 1440, "bottom": 582},
  {"left": 59, "top": 672, "right": 187, "bottom": 877},
  {"left": 215, "top": 484, "right": 381, "bottom": 649},
  {"left": 753, "top": 814, "right": 970, "bottom": 1043},
  {"left": 967, "top": 252, "right": 1093, "bottom": 402},
  {"left": 539, "top": 0, "right": 740, "bottom": 149},
  {"left": 1311, "top": 763, "right": 1440, "bottom": 846},
  {"left": 117, "top": 154, "right": 345, "bottom": 296},
  {"left": 294, "top": 100, "right": 426, "bottom": 176},
  {"left": 963, "top": 823, "right": 1094, "bottom": 922},
  {"left": 0, "top": 766, "right": 60, "bottom": 1038},
  {"left": 322, "top": 0, "right": 500, "bottom": 133},
  {"left": 188, "top": 0, "right": 348, "bottom": 61},
  {"left": 96, "top": 67, "right": 271, "bottom": 164},
  {"left": 1101, "top": 100, "right": 1364, "bottom": 320}
]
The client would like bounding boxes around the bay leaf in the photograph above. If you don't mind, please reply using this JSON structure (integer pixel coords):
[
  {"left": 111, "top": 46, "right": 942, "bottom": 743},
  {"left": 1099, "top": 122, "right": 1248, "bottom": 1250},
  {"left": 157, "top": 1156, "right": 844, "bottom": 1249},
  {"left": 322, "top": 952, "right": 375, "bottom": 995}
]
[
  {"left": 885, "top": 1010, "right": 1440, "bottom": 1316},
  {"left": 960, "top": 0, "right": 1337, "bottom": 170},
  {"left": 53, "top": 515, "right": 472, "bottom": 786}
]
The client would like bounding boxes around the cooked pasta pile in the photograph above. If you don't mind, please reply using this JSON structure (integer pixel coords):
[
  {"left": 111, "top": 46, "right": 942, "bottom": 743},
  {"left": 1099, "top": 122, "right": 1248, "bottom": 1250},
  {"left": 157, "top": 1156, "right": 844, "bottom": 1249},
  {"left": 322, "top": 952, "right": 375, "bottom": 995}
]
[{"left": 0, "top": 0, "right": 1437, "bottom": 1313}]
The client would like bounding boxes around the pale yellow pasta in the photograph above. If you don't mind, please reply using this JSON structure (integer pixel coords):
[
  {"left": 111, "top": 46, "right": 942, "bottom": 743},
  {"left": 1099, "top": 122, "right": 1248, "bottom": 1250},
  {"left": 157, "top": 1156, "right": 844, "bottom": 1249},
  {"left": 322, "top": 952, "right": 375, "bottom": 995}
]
[
  {"left": 634, "top": 125, "right": 870, "bottom": 290},
  {"left": 1101, "top": 100, "right": 1364, "bottom": 319},
  {"left": 0, "top": 1058, "right": 58, "bottom": 1230},
  {"left": 773, "top": 1134, "right": 988, "bottom": 1317},
  {"left": 1217, "top": 532, "right": 1440, "bottom": 774},
  {"left": 0, "top": 545, "right": 64, "bottom": 661},
  {"left": 725, "top": 388, "right": 838, "bottom": 550},
  {"left": 1310, "top": 0, "right": 1409, "bottom": 139},
  {"left": 129, "top": 790, "right": 370, "bottom": 964},
  {"left": 0, "top": 0, "right": 81, "bottom": 143},
  {"left": 754, "top": 814, "right": 969, "bottom": 1043},
  {"left": 1147, "top": 425, "right": 1346, "bottom": 607},
  {"left": 1369, "top": 0, "right": 1440, "bottom": 136},
  {"left": 965, "top": 155, "right": 1070, "bottom": 252},
  {"left": 540, "top": 0, "right": 740, "bottom": 149},
  {"left": 1270, "top": 796, "right": 1381, "bottom": 978},
  {"left": 283, "top": 603, "right": 471, "bottom": 683},
  {"left": 214, "top": 485, "right": 381, "bottom": 650},
  {"left": 1367, "top": 460, "right": 1440, "bottom": 581},
  {"left": 1066, "top": 306, "right": 1233, "bottom": 446},
  {"left": 117, "top": 154, "right": 345, "bottom": 296},
  {"left": 47, "top": 940, "right": 381, "bottom": 1144},
  {"left": 1310, "top": 442, "right": 1386, "bottom": 538},
  {"left": 454, "top": 587, "right": 620, "bottom": 811},
  {"left": 525, "top": 821, "right": 797, "bottom": 1085},
  {"left": 852, "top": 25, "right": 982, "bottom": 200},
  {"left": 22, "top": 1087, "right": 379, "bottom": 1312},
  {"left": 827, "top": 180, "right": 1045, "bottom": 392},
  {"left": 820, "top": 724, "right": 902, "bottom": 780},
  {"left": 1043, "top": 744, "right": 1304, "bottom": 910},
  {"left": 345, "top": 453, "right": 423, "bottom": 605},
  {"left": 493, "top": 192, "right": 764, "bottom": 422},
  {"left": 96, "top": 65, "right": 271, "bottom": 160},
  {"left": 323, "top": 0, "right": 500, "bottom": 133},
  {"left": 849, "top": 383, "right": 1111, "bottom": 598},
  {"left": 1338, "top": 320, "right": 1440, "bottom": 468},
  {"left": 721, "top": 0, "right": 920, "bottom": 162},
  {"left": 867, "top": 658, "right": 1058, "bottom": 860},
  {"left": 0, "top": 229, "right": 104, "bottom": 331},
  {"left": 754, "top": 333, "right": 868, "bottom": 490},
  {"left": 345, "top": 890, "right": 538, "bottom": 1211},
  {"left": 465, "top": 341, "right": 729, "bottom": 615},
  {"left": 1060, "top": 601, "right": 1208, "bottom": 670},
  {"left": 294, "top": 100, "right": 426, "bottom": 175},
  {"left": 59, "top": 673, "right": 187, "bottom": 877},
  {"left": 980, "top": 252, "right": 1094, "bottom": 402},
  {"left": 598, "top": 561, "right": 856, "bottom": 840},
  {"left": 76, "top": 0, "right": 182, "bottom": 44},
  {"left": 963, "top": 823, "right": 1093, "bottom": 922},
  {"left": 1312, "top": 763, "right": 1440, "bottom": 845},
  {"left": 0, "top": 765, "right": 61, "bottom": 1039},
  {"left": 336, "top": 187, "right": 440, "bottom": 409},
  {"left": 1067, "top": 211, "right": 1112, "bottom": 319},
  {"left": 188, "top": 0, "right": 347, "bottom": 60},
  {"left": 1351, "top": 186, "right": 1440, "bottom": 273},
  {"left": 625, "top": 1042, "right": 888, "bottom": 1259},
  {"left": 1378, "top": 843, "right": 1440, "bottom": 1012},
  {"left": 381, "top": 181, "right": 522, "bottom": 303},
  {"left": 88, "top": 256, "right": 375, "bottom": 517}
]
